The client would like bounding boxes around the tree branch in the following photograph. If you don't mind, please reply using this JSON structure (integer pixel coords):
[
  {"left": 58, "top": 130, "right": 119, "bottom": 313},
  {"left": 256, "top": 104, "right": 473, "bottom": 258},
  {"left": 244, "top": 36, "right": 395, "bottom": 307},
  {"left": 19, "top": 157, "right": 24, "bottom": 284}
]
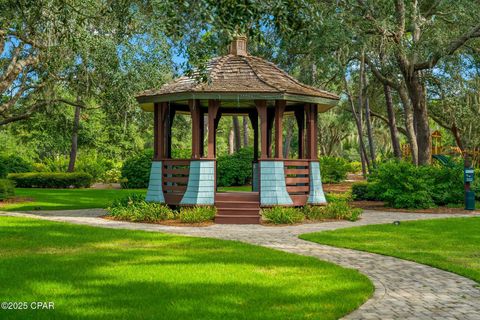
[
  {"left": 415, "top": 23, "right": 480, "bottom": 70},
  {"left": 364, "top": 55, "right": 399, "bottom": 89}
]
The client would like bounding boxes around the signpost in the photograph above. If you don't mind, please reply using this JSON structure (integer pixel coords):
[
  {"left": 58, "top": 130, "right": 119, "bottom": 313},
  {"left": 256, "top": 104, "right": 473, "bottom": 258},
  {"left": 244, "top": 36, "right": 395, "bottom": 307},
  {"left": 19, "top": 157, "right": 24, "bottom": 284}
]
[{"left": 464, "top": 157, "right": 475, "bottom": 210}]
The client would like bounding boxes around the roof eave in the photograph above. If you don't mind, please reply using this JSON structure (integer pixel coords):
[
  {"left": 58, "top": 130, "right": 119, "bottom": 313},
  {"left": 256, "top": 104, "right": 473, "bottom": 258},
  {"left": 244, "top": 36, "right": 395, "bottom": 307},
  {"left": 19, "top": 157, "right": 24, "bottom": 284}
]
[{"left": 136, "top": 92, "right": 339, "bottom": 112}]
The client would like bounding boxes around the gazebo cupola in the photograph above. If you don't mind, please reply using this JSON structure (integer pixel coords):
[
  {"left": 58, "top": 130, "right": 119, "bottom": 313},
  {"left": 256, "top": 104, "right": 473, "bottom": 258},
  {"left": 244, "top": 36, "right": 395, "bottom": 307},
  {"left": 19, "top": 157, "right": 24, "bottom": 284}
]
[{"left": 136, "top": 36, "right": 340, "bottom": 224}]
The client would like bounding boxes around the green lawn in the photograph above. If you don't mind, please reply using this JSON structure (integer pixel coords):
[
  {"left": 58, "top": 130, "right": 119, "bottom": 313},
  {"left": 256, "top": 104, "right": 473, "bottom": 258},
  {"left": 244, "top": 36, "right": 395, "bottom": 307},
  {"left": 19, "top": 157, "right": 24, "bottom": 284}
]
[
  {"left": 217, "top": 185, "right": 252, "bottom": 192},
  {"left": 300, "top": 217, "right": 480, "bottom": 283},
  {"left": 1, "top": 188, "right": 146, "bottom": 211},
  {"left": 0, "top": 217, "right": 372, "bottom": 320}
]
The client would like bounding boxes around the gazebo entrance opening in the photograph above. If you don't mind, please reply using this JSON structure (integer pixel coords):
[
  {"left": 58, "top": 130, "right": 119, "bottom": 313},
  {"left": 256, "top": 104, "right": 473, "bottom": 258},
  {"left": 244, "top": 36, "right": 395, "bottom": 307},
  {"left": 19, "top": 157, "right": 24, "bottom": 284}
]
[{"left": 136, "top": 36, "right": 340, "bottom": 224}]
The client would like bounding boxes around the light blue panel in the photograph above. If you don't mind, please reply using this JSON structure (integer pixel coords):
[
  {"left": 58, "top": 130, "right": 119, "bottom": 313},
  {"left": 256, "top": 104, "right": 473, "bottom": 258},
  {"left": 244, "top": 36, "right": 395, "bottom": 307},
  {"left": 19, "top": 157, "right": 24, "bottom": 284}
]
[
  {"left": 180, "top": 160, "right": 215, "bottom": 205},
  {"left": 259, "top": 161, "right": 293, "bottom": 206},
  {"left": 145, "top": 161, "right": 165, "bottom": 203},
  {"left": 307, "top": 161, "right": 327, "bottom": 204}
]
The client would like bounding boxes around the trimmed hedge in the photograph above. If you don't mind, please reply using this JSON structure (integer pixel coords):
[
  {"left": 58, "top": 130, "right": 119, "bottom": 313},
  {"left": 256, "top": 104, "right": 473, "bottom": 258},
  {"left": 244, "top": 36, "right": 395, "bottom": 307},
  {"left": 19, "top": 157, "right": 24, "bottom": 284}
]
[
  {"left": 7, "top": 172, "right": 93, "bottom": 188},
  {"left": 0, "top": 154, "right": 33, "bottom": 178},
  {"left": 0, "top": 179, "right": 15, "bottom": 200}
]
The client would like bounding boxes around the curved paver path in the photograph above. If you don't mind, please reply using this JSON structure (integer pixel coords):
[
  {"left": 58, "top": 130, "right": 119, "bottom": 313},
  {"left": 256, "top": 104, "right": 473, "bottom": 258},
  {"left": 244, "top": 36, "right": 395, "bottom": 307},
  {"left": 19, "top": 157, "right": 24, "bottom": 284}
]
[{"left": 3, "top": 209, "right": 480, "bottom": 319}]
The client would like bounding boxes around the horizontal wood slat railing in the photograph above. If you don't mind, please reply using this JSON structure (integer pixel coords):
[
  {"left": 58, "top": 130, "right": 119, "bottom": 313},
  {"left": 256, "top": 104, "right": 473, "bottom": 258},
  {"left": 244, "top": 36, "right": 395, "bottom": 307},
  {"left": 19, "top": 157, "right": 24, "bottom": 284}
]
[
  {"left": 162, "top": 159, "right": 190, "bottom": 205},
  {"left": 284, "top": 159, "right": 310, "bottom": 206}
]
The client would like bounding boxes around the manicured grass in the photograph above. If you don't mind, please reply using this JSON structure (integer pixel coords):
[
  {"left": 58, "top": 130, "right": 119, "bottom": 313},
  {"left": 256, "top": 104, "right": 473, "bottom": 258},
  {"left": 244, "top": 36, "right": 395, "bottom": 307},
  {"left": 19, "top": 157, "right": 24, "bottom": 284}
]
[
  {"left": 0, "top": 217, "right": 373, "bottom": 319},
  {"left": 217, "top": 185, "right": 252, "bottom": 192},
  {"left": 1, "top": 188, "right": 146, "bottom": 211},
  {"left": 300, "top": 217, "right": 480, "bottom": 283}
]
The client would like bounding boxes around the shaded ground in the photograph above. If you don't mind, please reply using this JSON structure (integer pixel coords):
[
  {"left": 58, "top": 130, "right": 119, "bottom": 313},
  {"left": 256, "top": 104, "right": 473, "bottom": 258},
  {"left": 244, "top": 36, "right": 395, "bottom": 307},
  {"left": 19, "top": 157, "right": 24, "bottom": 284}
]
[{"left": 0, "top": 216, "right": 372, "bottom": 320}]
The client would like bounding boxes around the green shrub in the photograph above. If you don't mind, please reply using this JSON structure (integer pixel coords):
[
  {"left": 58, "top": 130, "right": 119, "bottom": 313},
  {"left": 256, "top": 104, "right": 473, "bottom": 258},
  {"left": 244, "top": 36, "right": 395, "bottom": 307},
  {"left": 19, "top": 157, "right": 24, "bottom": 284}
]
[
  {"left": 121, "top": 149, "right": 154, "bottom": 188},
  {"left": 303, "top": 202, "right": 362, "bottom": 222},
  {"left": 351, "top": 182, "right": 377, "bottom": 201},
  {"left": 109, "top": 198, "right": 174, "bottom": 222},
  {"left": 0, "top": 154, "right": 33, "bottom": 178},
  {"left": 427, "top": 164, "right": 464, "bottom": 206},
  {"left": 261, "top": 206, "right": 304, "bottom": 224},
  {"left": 349, "top": 161, "right": 363, "bottom": 173},
  {"left": 367, "top": 161, "right": 434, "bottom": 208},
  {"left": 217, "top": 148, "right": 253, "bottom": 187},
  {"left": 319, "top": 156, "right": 351, "bottom": 183},
  {"left": 111, "top": 193, "right": 146, "bottom": 208},
  {"left": 178, "top": 206, "right": 216, "bottom": 223},
  {"left": 0, "top": 179, "right": 15, "bottom": 200},
  {"left": 7, "top": 172, "right": 93, "bottom": 188}
]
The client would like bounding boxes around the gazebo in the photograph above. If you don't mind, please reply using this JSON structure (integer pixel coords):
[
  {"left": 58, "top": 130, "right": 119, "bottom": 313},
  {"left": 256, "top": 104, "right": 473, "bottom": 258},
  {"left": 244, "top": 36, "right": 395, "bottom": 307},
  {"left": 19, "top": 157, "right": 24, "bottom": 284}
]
[{"left": 136, "top": 36, "right": 339, "bottom": 224}]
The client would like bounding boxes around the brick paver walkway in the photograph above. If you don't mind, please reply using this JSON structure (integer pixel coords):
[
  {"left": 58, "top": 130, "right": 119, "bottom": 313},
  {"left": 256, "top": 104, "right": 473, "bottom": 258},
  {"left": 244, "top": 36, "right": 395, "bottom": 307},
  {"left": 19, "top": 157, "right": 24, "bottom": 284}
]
[{"left": 3, "top": 209, "right": 480, "bottom": 320}]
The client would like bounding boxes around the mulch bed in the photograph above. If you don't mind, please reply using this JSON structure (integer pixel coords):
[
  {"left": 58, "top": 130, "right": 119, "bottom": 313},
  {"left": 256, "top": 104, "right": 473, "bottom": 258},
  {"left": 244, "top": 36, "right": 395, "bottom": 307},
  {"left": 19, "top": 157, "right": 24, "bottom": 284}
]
[{"left": 351, "top": 200, "right": 480, "bottom": 214}]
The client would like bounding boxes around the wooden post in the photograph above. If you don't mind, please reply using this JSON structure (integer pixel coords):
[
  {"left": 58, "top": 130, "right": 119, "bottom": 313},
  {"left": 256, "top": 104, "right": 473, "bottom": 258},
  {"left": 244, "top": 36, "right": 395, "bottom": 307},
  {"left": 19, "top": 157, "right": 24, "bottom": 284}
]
[
  {"left": 267, "top": 108, "right": 275, "bottom": 158},
  {"left": 214, "top": 111, "right": 222, "bottom": 156},
  {"left": 305, "top": 103, "right": 317, "bottom": 160},
  {"left": 153, "top": 103, "right": 160, "bottom": 160},
  {"left": 312, "top": 104, "right": 318, "bottom": 159},
  {"left": 207, "top": 100, "right": 220, "bottom": 158},
  {"left": 255, "top": 100, "right": 268, "bottom": 159},
  {"left": 189, "top": 99, "right": 201, "bottom": 159},
  {"left": 305, "top": 104, "right": 312, "bottom": 159},
  {"left": 248, "top": 110, "right": 259, "bottom": 161},
  {"left": 294, "top": 108, "right": 305, "bottom": 159},
  {"left": 274, "top": 100, "right": 286, "bottom": 158}
]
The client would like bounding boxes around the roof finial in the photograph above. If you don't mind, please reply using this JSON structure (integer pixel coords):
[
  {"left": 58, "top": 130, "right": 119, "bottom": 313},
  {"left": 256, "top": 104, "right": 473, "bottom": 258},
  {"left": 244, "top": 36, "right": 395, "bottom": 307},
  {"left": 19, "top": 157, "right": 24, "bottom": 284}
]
[{"left": 229, "top": 35, "right": 248, "bottom": 56}]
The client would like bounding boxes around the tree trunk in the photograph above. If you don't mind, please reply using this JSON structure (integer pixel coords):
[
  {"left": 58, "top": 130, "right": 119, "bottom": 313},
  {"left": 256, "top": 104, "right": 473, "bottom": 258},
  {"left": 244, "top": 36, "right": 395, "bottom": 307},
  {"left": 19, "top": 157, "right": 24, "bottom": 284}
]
[
  {"left": 405, "top": 72, "right": 431, "bottom": 165},
  {"left": 398, "top": 85, "right": 419, "bottom": 165},
  {"left": 242, "top": 115, "right": 249, "bottom": 147},
  {"left": 344, "top": 76, "right": 370, "bottom": 177},
  {"left": 67, "top": 105, "right": 81, "bottom": 172},
  {"left": 232, "top": 116, "right": 241, "bottom": 152},
  {"left": 362, "top": 61, "right": 376, "bottom": 167},
  {"left": 357, "top": 54, "right": 371, "bottom": 174},
  {"left": 228, "top": 128, "right": 234, "bottom": 154},
  {"left": 383, "top": 84, "right": 402, "bottom": 159}
]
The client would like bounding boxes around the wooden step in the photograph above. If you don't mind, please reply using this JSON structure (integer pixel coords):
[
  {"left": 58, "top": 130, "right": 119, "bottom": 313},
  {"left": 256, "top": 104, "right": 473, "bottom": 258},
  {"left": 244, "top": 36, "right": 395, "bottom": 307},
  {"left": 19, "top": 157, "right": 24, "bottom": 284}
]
[
  {"left": 215, "top": 192, "right": 259, "bottom": 202},
  {"left": 215, "top": 201, "right": 259, "bottom": 209},
  {"left": 215, "top": 215, "right": 261, "bottom": 224},
  {"left": 216, "top": 208, "right": 260, "bottom": 216}
]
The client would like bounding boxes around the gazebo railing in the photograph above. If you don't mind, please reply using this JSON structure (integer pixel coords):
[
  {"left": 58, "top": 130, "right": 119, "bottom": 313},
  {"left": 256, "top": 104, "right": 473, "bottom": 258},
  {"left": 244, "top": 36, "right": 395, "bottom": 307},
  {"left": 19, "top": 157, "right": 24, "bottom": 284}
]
[
  {"left": 284, "top": 159, "right": 310, "bottom": 206},
  {"left": 162, "top": 159, "right": 190, "bottom": 205}
]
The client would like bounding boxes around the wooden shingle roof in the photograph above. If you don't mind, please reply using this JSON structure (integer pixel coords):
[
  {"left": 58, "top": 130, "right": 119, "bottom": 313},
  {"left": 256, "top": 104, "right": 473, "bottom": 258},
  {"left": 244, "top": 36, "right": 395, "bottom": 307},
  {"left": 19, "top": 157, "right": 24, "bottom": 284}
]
[{"left": 136, "top": 37, "right": 339, "bottom": 111}]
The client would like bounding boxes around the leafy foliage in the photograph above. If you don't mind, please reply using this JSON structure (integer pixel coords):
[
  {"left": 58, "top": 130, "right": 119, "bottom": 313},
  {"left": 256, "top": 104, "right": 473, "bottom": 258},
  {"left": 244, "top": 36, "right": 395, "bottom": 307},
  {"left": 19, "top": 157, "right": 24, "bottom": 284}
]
[
  {"left": 319, "top": 156, "right": 351, "bottom": 183},
  {"left": 217, "top": 148, "right": 253, "bottom": 187},
  {"left": 8, "top": 172, "right": 93, "bottom": 188},
  {"left": 121, "top": 149, "right": 154, "bottom": 189},
  {"left": 0, "top": 179, "right": 15, "bottom": 200},
  {"left": 108, "top": 194, "right": 174, "bottom": 222},
  {"left": 261, "top": 207, "right": 304, "bottom": 224},
  {"left": 303, "top": 203, "right": 362, "bottom": 222},
  {"left": 178, "top": 206, "right": 216, "bottom": 223},
  {"left": 351, "top": 182, "right": 377, "bottom": 201},
  {"left": 366, "top": 161, "right": 465, "bottom": 208},
  {"left": 0, "top": 154, "right": 33, "bottom": 178}
]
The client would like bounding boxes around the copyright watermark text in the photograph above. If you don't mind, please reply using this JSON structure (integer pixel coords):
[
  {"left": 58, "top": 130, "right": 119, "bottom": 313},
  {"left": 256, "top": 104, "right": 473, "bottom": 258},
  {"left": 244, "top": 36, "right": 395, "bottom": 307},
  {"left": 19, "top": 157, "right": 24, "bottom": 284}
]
[{"left": 1, "top": 301, "right": 55, "bottom": 310}]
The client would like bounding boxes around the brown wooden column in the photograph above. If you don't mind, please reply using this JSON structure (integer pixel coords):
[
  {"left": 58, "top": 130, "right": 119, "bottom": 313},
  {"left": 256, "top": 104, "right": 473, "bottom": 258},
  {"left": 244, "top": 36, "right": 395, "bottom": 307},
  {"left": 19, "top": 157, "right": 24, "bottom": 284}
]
[
  {"left": 294, "top": 108, "right": 305, "bottom": 159},
  {"left": 207, "top": 100, "right": 220, "bottom": 158},
  {"left": 266, "top": 108, "right": 275, "bottom": 158},
  {"left": 255, "top": 100, "right": 268, "bottom": 159},
  {"left": 274, "top": 100, "right": 286, "bottom": 158},
  {"left": 248, "top": 110, "right": 259, "bottom": 161},
  {"left": 154, "top": 102, "right": 168, "bottom": 160},
  {"left": 312, "top": 104, "right": 318, "bottom": 159},
  {"left": 189, "top": 99, "right": 201, "bottom": 159},
  {"left": 305, "top": 103, "right": 318, "bottom": 160},
  {"left": 305, "top": 104, "right": 312, "bottom": 159}
]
